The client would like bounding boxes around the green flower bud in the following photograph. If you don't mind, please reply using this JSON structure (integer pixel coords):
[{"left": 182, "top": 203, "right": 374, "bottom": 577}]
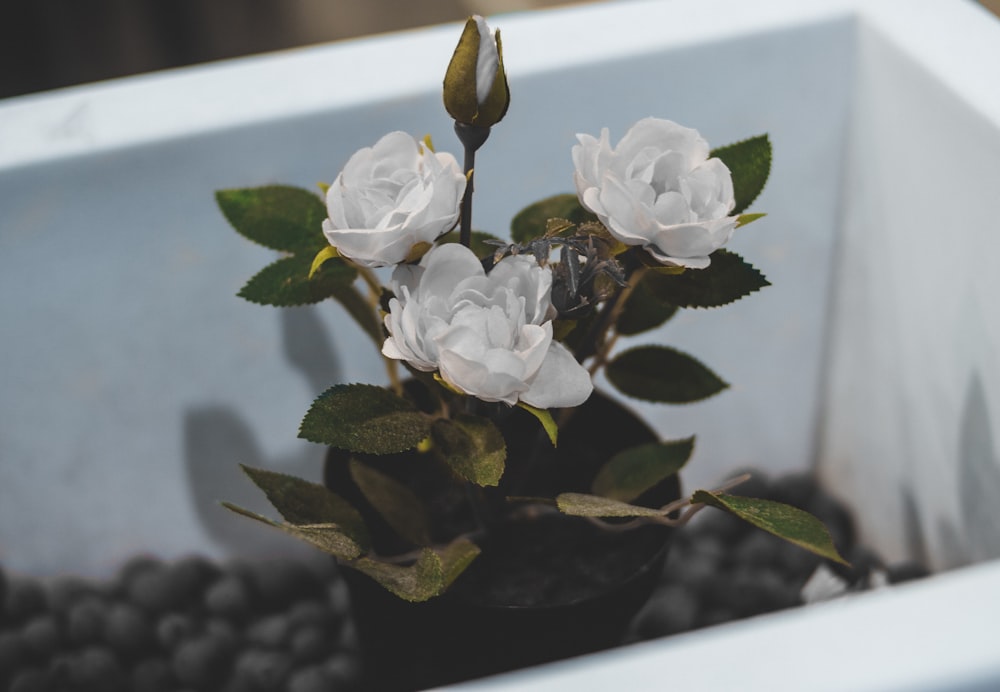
[{"left": 443, "top": 15, "right": 510, "bottom": 127}]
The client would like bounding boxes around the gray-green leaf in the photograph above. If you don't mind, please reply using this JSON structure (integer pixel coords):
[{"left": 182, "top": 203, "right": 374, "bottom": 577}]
[
  {"left": 591, "top": 438, "right": 694, "bottom": 502},
  {"left": 640, "top": 250, "right": 768, "bottom": 310},
  {"left": 216, "top": 186, "right": 328, "bottom": 254},
  {"left": 556, "top": 492, "right": 665, "bottom": 518},
  {"left": 238, "top": 253, "right": 357, "bottom": 307},
  {"left": 606, "top": 346, "right": 728, "bottom": 404},
  {"left": 691, "top": 491, "right": 849, "bottom": 565},
  {"left": 349, "top": 459, "right": 431, "bottom": 546},
  {"left": 432, "top": 415, "right": 506, "bottom": 487},
  {"left": 220, "top": 503, "right": 364, "bottom": 560},
  {"left": 298, "top": 384, "right": 432, "bottom": 454},
  {"left": 238, "top": 465, "right": 370, "bottom": 549},
  {"left": 510, "top": 193, "right": 596, "bottom": 244}
]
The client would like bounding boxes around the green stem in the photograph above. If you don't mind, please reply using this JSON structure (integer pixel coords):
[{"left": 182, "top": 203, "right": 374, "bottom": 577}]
[{"left": 453, "top": 123, "right": 491, "bottom": 248}]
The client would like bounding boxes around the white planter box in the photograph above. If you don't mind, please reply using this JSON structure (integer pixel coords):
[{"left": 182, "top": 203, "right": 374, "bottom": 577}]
[{"left": 1, "top": 0, "right": 998, "bottom": 689}]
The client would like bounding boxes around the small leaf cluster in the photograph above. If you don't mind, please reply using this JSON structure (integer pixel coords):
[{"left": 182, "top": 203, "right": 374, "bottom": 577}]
[{"left": 216, "top": 134, "right": 848, "bottom": 601}]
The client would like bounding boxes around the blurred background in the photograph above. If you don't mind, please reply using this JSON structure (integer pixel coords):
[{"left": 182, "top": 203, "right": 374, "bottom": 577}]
[
  {"left": 6, "top": 0, "right": 997, "bottom": 101},
  {"left": 0, "top": 0, "right": 585, "bottom": 101}
]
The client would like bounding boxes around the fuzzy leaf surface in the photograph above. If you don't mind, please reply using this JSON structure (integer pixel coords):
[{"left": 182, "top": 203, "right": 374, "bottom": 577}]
[
  {"left": 350, "top": 459, "right": 431, "bottom": 546},
  {"left": 238, "top": 254, "right": 357, "bottom": 307},
  {"left": 352, "top": 549, "right": 445, "bottom": 602},
  {"left": 436, "top": 537, "right": 482, "bottom": 589},
  {"left": 556, "top": 493, "right": 664, "bottom": 518},
  {"left": 607, "top": 346, "right": 728, "bottom": 404},
  {"left": 692, "top": 491, "right": 849, "bottom": 565},
  {"left": 220, "top": 503, "right": 363, "bottom": 560},
  {"left": 432, "top": 414, "right": 506, "bottom": 487},
  {"left": 216, "top": 186, "right": 328, "bottom": 253},
  {"left": 591, "top": 438, "right": 694, "bottom": 502},
  {"left": 642, "top": 250, "right": 768, "bottom": 309},
  {"left": 510, "top": 193, "right": 596, "bottom": 244},
  {"left": 711, "top": 135, "right": 771, "bottom": 215},
  {"left": 239, "top": 465, "right": 370, "bottom": 549},
  {"left": 298, "top": 384, "right": 431, "bottom": 454}
]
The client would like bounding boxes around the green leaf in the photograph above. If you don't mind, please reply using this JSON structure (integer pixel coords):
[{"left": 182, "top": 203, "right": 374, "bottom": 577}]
[
  {"left": 591, "top": 438, "right": 694, "bottom": 502},
  {"left": 349, "top": 459, "right": 432, "bottom": 546},
  {"left": 309, "top": 245, "right": 340, "bottom": 279},
  {"left": 711, "top": 135, "right": 771, "bottom": 215},
  {"left": 736, "top": 212, "right": 766, "bottom": 228},
  {"left": 436, "top": 537, "right": 482, "bottom": 589},
  {"left": 556, "top": 493, "right": 665, "bottom": 518},
  {"left": 238, "top": 253, "right": 357, "bottom": 307},
  {"left": 352, "top": 549, "right": 445, "bottom": 602},
  {"left": 432, "top": 415, "right": 506, "bottom": 487},
  {"left": 298, "top": 384, "right": 432, "bottom": 454},
  {"left": 216, "top": 186, "right": 328, "bottom": 254},
  {"left": 691, "top": 491, "right": 849, "bottom": 565},
  {"left": 220, "top": 503, "right": 364, "bottom": 560},
  {"left": 617, "top": 272, "right": 679, "bottom": 335},
  {"left": 639, "top": 249, "right": 769, "bottom": 309},
  {"left": 516, "top": 402, "right": 558, "bottom": 446},
  {"left": 607, "top": 346, "right": 728, "bottom": 404},
  {"left": 238, "top": 465, "right": 370, "bottom": 549},
  {"left": 439, "top": 230, "right": 504, "bottom": 259},
  {"left": 510, "top": 193, "right": 597, "bottom": 244}
]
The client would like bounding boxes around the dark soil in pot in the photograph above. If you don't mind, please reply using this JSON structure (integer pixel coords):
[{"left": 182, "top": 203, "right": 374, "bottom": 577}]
[{"left": 0, "top": 470, "right": 928, "bottom": 691}]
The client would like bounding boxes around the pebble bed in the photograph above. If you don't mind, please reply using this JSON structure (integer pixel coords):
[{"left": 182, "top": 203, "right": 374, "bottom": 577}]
[{"left": 0, "top": 473, "right": 927, "bottom": 691}]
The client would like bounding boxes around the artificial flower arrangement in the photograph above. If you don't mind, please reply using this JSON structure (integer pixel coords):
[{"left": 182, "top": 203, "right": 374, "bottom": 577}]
[{"left": 216, "top": 14, "right": 847, "bottom": 683}]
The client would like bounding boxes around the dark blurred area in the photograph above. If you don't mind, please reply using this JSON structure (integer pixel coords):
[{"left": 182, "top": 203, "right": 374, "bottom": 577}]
[
  {"left": 2, "top": 0, "right": 998, "bottom": 102},
  {"left": 0, "top": 0, "right": 579, "bottom": 101}
]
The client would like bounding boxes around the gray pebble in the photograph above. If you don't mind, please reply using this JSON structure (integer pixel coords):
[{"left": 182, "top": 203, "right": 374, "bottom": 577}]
[
  {"left": 67, "top": 597, "right": 107, "bottom": 646},
  {"left": 4, "top": 578, "right": 46, "bottom": 624},
  {"left": 232, "top": 648, "right": 294, "bottom": 690},
  {"left": 204, "top": 575, "right": 250, "bottom": 620},
  {"left": 60, "top": 646, "right": 126, "bottom": 692},
  {"left": 0, "top": 630, "right": 28, "bottom": 679},
  {"left": 104, "top": 601, "right": 154, "bottom": 659},
  {"left": 172, "top": 632, "right": 234, "bottom": 688},
  {"left": 245, "top": 613, "right": 290, "bottom": 649},
  {"left": 290, "top": 624, "right": 330, "bottom": 664},
  {"left": 156, "top": 612, "right": 197, "bottom": 650},
  {"left": 9, "top": 667, "right": 52, "bottom": 692},
  {"left": 130, "top": 656, "right": 174, "bottom": 692},
  {"left": 287, "top": 664, "right": 336, "bottom": 692},
  {"left": 21, "top": 615, "right": 61, "bottom": 659}
]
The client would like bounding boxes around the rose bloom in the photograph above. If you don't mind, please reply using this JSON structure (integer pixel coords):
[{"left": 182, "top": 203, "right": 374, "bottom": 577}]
[
  {"left": 573, "top": 117, "right": 737, "bottom": 269},
  {"left": 323, "top": 131, "right": 467, "bottom": 268},
  {"left": 382, "top": 243, "right": 593, "bottom": 408}
]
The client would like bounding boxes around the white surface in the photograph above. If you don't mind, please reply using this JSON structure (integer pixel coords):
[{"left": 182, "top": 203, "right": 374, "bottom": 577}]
[
  {"left": 455, "top": 559, "right": 1000, "bottom": 692},
  {"left": 1, "top": 0, "right": 1000, "bottom": 689}
]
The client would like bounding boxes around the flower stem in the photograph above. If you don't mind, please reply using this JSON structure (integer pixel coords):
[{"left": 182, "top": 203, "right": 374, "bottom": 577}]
[{"left": 454, "top": 123, "right": 491, "bottom": 248}]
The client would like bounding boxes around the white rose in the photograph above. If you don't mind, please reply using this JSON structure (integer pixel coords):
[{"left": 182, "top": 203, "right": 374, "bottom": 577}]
[
  {"left": 572, "top": 117, "right": 737, "bottom": 269},
  {"left": 322, "top": 132, "right": 467, "bottom": 268},
  {"left": 382, "top": 243, "right": 593, "bottom": 408}
]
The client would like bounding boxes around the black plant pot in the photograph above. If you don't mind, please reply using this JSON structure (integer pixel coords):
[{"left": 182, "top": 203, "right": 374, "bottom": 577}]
[{"left": 325, "top": 390, "right": 680, "bottom": 690}]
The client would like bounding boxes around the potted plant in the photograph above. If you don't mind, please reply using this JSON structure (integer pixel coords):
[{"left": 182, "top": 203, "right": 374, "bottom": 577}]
[{"left": 216, "top": 15, "right": 847, "bottom": 690}]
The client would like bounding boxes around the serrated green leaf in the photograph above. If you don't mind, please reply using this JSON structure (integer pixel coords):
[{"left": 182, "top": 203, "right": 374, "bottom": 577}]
[
  {"left": 349, "top": 459, "right": 431, "bottom": 546},
  {"left": 352, "top": 549, "right": 445, "bottom": 602},
  {"left": 238, "top": 465, "right": 370, "bottom": 549},
  {"left": 617, "top": 272, "right": 679, "bottom": 335},
  {"left": 216, "top": 186, "right": 328, "bottom": 253},
  {"left": 298, "top": 384, "right": 432, "bottom": 454},
  {"left": 640, "top": 249, "right": 768, "bottom": 309},
  {"left": 711, "top": 135, "right": 771, "bottom": 215},
  {"left": 516, "top": 402, "right": 558, "bottom": 446},
  {"left": 221, "top": 503, "right": 363, "bottom": 560},
  {"left": 607, "top": 346, "right": 728, "bottom": 404},
  {"left": 592, "top": 438, "right": 694, "bottom": 502},
  {"left": 438, "top": 230, "right": 505, "bottom": 260},
  {"left": 556, "top": 492, "right": 665, "bottom": 518},
  {"left": 432, "top": 415, "right": 506, "bottom": 487},
  {"left": 692, "top": 491, "right": 849, "bottom": 565},
  {"left": 238, "top": 253, "right": 357, "bottom": 307},
  {"left": 510, "top": 193, "right": 597, "bottom": 244}
]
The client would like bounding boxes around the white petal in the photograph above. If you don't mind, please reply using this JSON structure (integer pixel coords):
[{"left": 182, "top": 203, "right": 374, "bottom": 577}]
[{"left": 520, "top": 341, "right": 593, "bottom": 409}]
